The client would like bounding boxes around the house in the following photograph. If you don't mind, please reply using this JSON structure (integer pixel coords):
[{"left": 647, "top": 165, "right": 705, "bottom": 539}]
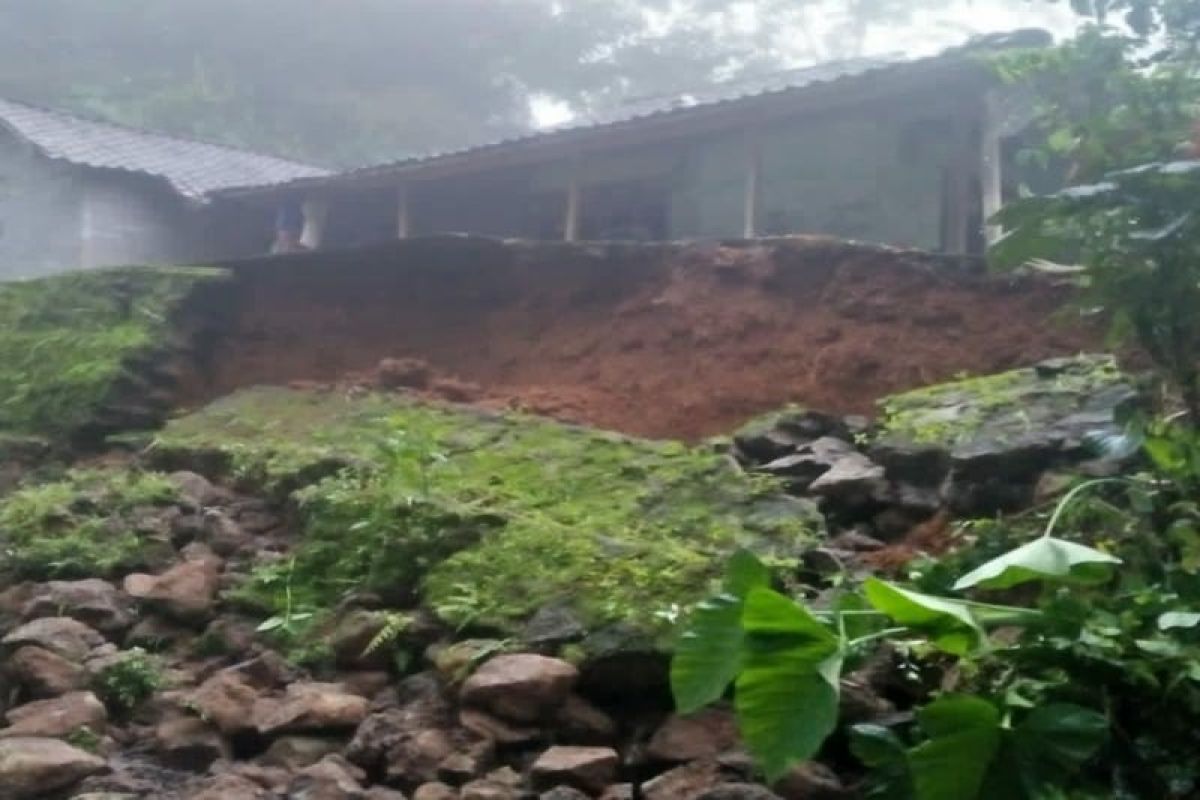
[
  {"left": 214, "top": 30, "right": 1049, "bottom": 257},
  {"left": 0, "top": 98, "right": 328, "bottom": 278}
]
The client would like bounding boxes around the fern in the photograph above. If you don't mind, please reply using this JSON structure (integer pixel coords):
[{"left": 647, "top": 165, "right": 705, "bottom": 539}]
[{"left": 362, "top": 611, "right": 414, "bottom": 657}]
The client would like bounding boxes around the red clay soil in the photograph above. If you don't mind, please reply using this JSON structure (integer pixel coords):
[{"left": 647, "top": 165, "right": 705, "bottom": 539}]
[{"left": 180, "top": 236, "right": 1102, "bottom": 441}]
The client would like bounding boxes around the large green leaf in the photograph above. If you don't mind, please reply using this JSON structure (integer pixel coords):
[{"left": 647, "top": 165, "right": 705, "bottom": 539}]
[
  {"left": 952, "top": 537, "right": 1122, "bottom": 591},
  {"left": 1010, "top": 703, "right": 1108, "bottom": 797},
  {"left": 734, "top": 587, "right": 842, "bottom": 781},
  {"left": 864, "top": 578, "right": 983, "bottom": 655},
  {"left": 851, "top": 724, "right": 914, "bottom": 800},
  {"left": 908, "top": 696, "right": 1003, "bottom": 800},
  {"left": 670, "top": 550, "right": 771, "bottom": 713}
]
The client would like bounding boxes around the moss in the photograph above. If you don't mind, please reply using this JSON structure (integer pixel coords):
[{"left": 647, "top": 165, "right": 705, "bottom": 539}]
[
  {"left": 0, "top": 265, "right": 226, "bottom": 438},
  {"left": 877, "top": 355, "right": 1128, "bottom": 448},
  {"left": 0, "top": 467, "right": 179, "bottom": 580},
  {"left": 154, "top": 388, "right": 822, "bottom": 642}
]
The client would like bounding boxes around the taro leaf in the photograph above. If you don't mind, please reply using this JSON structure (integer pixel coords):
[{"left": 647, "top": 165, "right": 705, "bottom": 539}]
[
  {"left": 952, "top": 537, "right": 1122, "bottom": 592},
  {"left": 1011, "top": 704, "right": 1108, "bottom": 795},
  {"left": 851, "top": 724, "right": 913, "bottom": 800},
  {"left": 908, "top": 696, "right": 1002, "bottom": 800},
  {"left": 671, "top": 550, "right": 770, "bottom": 713},
  {"left": 1159, "top": 611, "right": 1200, "bottom": 631},
  {"left": 734, "top": 586, "right": 842, "bottom": 782},
  {"left": 864, "top": 578, "right": 982, "bottom": 656}
]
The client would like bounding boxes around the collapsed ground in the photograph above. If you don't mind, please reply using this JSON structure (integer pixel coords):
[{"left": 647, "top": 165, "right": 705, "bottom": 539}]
[
  {"left": 0, "top": 241, "right": 1136, "bottom": 799},
  {"left": 176, "top": 236, "right": 1100, "bottom": 440}
]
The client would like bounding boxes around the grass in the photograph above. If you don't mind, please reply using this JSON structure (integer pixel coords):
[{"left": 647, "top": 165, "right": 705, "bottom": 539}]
[
  {"left": 0, "top": 265, "right": 226, "bottom": 438},
  {"left": 154, "top": 387, "right": 822, "bottom": 643},
  {"left": 0, "top": 468, "right": 179, "bottom": 580}
]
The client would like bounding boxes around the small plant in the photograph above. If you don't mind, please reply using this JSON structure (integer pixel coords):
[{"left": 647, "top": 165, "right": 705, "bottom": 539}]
[
  {"left": 361, "top": 611, "right": 414, "bottom": 658},
  {"left": 92, "top": 648, "right": 164, "bottom": 714},
  {"left": 65, "top": 726, "right": 103, "bottom": 753}
]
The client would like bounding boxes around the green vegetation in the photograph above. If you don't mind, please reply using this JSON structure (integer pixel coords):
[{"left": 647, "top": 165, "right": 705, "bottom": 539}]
[
  {"left": 154, "top": 387, "right": 820, "bottom": 643},
  {"left": 93, "top": 648, "right": 165, "bottom": 714},
  {"left": 673, "top": 427, "right": 1200, "bottom": 795},
  {"left": 0, "top": 468, "right": 179, "bottom": 580},
  {"left": 878, "top": 355, "right": 1129, "bottom": 447},
  {"left": 0, "top": 266, "right": 224, "bottom": 438}
]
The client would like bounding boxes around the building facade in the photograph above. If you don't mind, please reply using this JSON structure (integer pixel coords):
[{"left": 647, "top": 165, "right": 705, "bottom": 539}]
[{"left": 0, "top": 98, "right": 328, "bottom": 279}]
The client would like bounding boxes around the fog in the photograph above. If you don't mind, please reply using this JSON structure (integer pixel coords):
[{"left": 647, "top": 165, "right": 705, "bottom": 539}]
[{"left": 0, "top": 0, "right": 1079, "bottom": 166}]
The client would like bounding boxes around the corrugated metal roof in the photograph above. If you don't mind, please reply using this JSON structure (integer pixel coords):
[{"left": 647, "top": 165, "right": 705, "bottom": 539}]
[
  {"left": 219, "top": 29, "right": 1049, "bottom": 198},
  {"left": 0, "top": 97, "right": 330, "bottom": 200}
]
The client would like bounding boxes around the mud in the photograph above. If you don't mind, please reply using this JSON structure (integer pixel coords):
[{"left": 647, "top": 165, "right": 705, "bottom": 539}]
[{"left": 180, "top": 236, "right": 1101, "bottom": 441}]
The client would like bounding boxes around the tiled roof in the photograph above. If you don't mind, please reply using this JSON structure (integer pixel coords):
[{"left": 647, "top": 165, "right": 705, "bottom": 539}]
[
  {"left": 218, "top": 29, "right": 1050, "bottom": 197},
  {"left": 0, "top": 97, "right": 330, "bottom": 200}
]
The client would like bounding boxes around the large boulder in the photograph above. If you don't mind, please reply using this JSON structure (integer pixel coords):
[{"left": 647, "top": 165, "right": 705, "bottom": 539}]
[
  {"left": 20, "top": 580, "right": 135, "bottom": 636},
  {"left": 460, "top": 654, "right": 578, "bottom": 723},
  {"left": 2, "top": 617, "right": 105, "bottom": 661},
  {"left": 123, "top": 556, "right": 221, "bottom": 625},
  {"left": 875, "top": 355, "right": 1140, "bottom": 514},
  {"left": 253, "top": 682, "right": 369, "bottom": 736},
  {"left": 0, "top": 691, "right": 106, "bottom": 739},
  {"left": 0, "top": 736, "right": 107, "bottom": 799},
  {"left": 530, "top": 746, "right": 619, "bottom": 795},
  {"left": 5, "top": 646, "right": 87, "bottom": 697}
]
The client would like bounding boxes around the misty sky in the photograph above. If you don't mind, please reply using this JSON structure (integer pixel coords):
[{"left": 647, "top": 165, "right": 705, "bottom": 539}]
[{"left": 532, "top": 0, "right": 1078, "bottom": 127}]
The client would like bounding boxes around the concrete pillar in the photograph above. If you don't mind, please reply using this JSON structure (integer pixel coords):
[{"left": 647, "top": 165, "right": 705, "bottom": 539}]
[
  {"left": 743, "top": 128, "right": 761, "bottom": 239},
  {"left": 397, "top": 184, "right": 411, "bottom": 239},
  {"left": 300, "top": 198, "right": 329, "bottom": 250},
  {"left": 981, "top": 93, "right": 1005, "bottom": 245},
  {"left": 564, "top": 169, "right": 581, "bottom": 243}
]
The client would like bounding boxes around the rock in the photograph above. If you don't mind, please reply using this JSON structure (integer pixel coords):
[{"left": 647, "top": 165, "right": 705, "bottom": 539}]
[
  {"left": 2, "top": 617, "right": 105, "bottom": 661},
  {"left": 458, "top": 709, "right": 539, "bottom": 745},
  {"left": 125, "top": 616, "right": 191, "bottom": 650},
  {"left": 646, "top": 708, "right": 740, "bottom": 762},
  {"left": 1, "top": 691, "right": 106, "bottom": 738},
  {"left": 187, "top": 773, "right": 271, "bottom": 800},
  {"left": 329, "top": 609, "right": 397, "bottom": 670},
  {"left": 598, "top": 785, "right": 634, "bottom": 800},
  {"left": 0, "top": 736, "right": 107, "bottom": 799},
  {"left": 201, "top": 511, "right": 253, "bottom": 558},
  {"left": 20, "top": 581, "right": 134, "bottom": 636},
  {"left": 260, "top": 736, "right": 344, "bottom": 771},
  {"left": 867, "top": 442, "right": 951, "bottom": 488},
  {"left": 123, "top": 557, "right": 221, "bottom": 625},
  {"left": 521, "top": 605, "right": 586, "bottom": 646},
  {"left": 5, "top": 646, "right": 86, "bottom": 697},
  {"left": 554, "top": 695, "right": 617, "bottom": 744},
  {"left": 530, "top": 746, "right": 619, "bottom": 795},
  {"left": 876, "top": 355, "right": 1140, "bottom": 515},
  {"left": 807, "top": 450, "right": 886, "bottom": 498},
  {"left": 155, "top": 716, "right": 230, "bottom": 771},
  {"left": 439, "top": 746, "right": 492, "bottom": 785},
  {"left": 733, "top": 408, "right": 848, "bottom": 463},
  {"left": 287, "top": 754, "right": 366, "bottom": 799},
  {"left": 383, "top": 728, "right": 458, "bottom": 787},
  {"left": 377, "top": 357, "right": 434, "bottom": 390},
  {"left": 168, "top": 471, "right": 222, "bottom": 508},
  {"left": 696, "top": 785, "right": 785, "bottom": 800},
  {"left": 197, "top": 615, "right": 258, "bottom": 657},
  {"left": 254, "top": 682, "right": 369, "bottom": 736},
  {"left": 365, "top": 789, "right": 411, "bottom": 800},
  {"left": 462, "top": 780, "right": 517, "bottom": 799},
  {"left": 540, "top": 788, "right": 591, "bottom": 800},
  {"left": 461, "top": 654, "right": 579, "bottom": 723},
  {"left": 431, "top": 639, "right": 507, "bottom": 685},
  {"left": 413, "top": 783, "right": 458, "bottom": 800},
  {"left": 189, "top": 670, "right": 261, "bottom": 736},
  {"left": 640, "top": 761, "right": 721, "bottom": 800},
  {"left": 772, "top": 762, "right": 849, "bottom": 800}
]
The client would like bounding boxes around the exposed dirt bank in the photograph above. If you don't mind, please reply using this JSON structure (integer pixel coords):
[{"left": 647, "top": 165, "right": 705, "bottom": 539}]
[{"left": 178, "top": 236, "right": 1100, "bottom": 440}]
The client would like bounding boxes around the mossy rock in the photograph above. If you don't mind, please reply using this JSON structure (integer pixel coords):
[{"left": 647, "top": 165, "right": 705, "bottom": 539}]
[
  {"left": 153, "top": 387, "right": 823, "bottom": 644},
  {"left": 876, "top": 354, "right": 1139, "bottom": 457},
  {"left": 0, "top": 265, "right": 226, "bottom": 439},
  {"left": 0, "top": 468, "right": 181, "bottom": 580}
]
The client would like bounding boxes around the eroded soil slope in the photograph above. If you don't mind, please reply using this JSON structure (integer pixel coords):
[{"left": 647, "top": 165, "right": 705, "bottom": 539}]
[{"left": 181, "top": 236, "right": 1099, "bottom": 440}]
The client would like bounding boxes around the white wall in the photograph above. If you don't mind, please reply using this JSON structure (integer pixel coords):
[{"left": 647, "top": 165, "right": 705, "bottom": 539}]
[{"left": 0, "top": 133, "right": 84, "bottom": 278}]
